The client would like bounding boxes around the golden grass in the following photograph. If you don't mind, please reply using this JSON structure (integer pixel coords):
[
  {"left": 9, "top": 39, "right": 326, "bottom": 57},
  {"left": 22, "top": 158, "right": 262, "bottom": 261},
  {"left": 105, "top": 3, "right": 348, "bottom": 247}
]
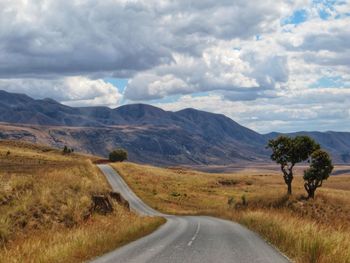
[
  {"left": 0, "top": 140, "right": 164, "bottom": 262},
  {"left": 0, "top": 209, "right": 164, "bottom": 263},
  {"left": 112, "top": 162, "right": 350, "bottom": 263},
  {"left": 228, "top": 210, "right": 350, "bottom": 263}
]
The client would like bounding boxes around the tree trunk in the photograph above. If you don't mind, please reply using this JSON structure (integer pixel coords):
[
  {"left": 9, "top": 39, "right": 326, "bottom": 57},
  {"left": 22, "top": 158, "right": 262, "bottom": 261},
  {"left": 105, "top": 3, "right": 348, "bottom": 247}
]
[
  {"left": 287, "top": 181, "right": 292, "bottom": 195},
  {"left": 281, "top": 165, "right": 294, "bottom": 195},
  {"left": 307, "top": 186, "right": 316, "bottom": 199},
  {"left": 304, "top": 182, "right": 316, "bottom": 199},
  {"left": 308, "top": 189, "right": 315, "bottom": 199}
]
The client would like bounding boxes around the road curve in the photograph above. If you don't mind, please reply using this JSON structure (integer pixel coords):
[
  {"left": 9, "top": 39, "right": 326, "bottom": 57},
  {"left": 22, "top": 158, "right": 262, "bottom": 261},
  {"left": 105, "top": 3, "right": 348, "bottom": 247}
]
[{"left": 92, "top": 164, "right": 290, "bottom": 263}]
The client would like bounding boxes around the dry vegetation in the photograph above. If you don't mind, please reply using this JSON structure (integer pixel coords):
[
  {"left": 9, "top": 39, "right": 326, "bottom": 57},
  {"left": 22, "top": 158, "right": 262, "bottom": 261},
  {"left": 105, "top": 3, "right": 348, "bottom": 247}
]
[
  {"left": 113, "top": 162, "right": 350, "bottom": 263},
  {"left": 0, "top": 140, "right": 164, "bottom": 263}
]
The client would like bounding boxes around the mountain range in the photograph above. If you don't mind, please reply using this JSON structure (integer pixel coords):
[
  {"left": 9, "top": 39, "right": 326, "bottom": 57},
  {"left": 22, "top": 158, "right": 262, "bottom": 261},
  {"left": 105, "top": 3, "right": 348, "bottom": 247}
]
[{"left": 0, "top": 90, "right": 349, "bottom": 165}]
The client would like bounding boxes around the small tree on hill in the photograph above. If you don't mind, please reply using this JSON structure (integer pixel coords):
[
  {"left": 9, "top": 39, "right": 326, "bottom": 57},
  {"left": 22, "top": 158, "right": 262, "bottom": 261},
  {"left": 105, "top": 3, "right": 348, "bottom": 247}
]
[
  {"left": 62, "top": 146, "right": 74, "bottom": 154},
  {"left": 109, "top": 149, "right": 128, "bottom": 162},
  {"left": 63, "top": 146, "right": 69, "bottom": 154},
  {"left": 267, "top": 135, "right": 320, "bottom": 195},
  {"left": 304, "top": 150, "right": 333, "bottom": 199}
]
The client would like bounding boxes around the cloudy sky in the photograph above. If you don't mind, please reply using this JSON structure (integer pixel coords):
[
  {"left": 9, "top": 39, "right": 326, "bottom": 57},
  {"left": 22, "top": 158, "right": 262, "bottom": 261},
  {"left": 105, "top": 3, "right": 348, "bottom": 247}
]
[{"left": 0, "top": 0, "right": 349, "bottom": 133}]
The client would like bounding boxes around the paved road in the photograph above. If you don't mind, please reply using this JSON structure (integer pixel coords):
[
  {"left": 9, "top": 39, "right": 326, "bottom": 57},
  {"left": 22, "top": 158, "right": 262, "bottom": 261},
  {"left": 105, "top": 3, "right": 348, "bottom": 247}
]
[{"left": 92, "top": 164, "right": 290, "bottom": 263}]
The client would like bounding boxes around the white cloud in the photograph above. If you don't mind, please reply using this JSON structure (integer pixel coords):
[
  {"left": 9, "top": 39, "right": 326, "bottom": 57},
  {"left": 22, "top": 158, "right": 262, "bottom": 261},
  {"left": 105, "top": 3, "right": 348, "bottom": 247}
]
[
  {"left": 124, "top": 45, "right": 287, "bottom": 100},
  {"left": 155, "top": 88, "right": 350, "bottom": 133},
  {"left": 0, "top": 77, "right": 122, "bottom": 108}
]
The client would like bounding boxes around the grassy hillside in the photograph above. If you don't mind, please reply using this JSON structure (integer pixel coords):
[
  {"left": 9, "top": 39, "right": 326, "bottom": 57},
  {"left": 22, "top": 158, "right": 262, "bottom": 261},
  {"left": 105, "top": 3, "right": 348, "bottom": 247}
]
[
  {"left": 0, "top": 141, "right": 164, "bottom": 263},
  {"left": 113, "top": 162, "right": 350, "bottom": 263}
]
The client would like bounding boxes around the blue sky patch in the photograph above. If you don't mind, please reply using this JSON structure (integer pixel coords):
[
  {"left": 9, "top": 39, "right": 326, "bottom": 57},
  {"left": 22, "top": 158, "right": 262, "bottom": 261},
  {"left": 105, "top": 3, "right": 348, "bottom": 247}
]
[
  {"left": 310, "top": 76, "right": 344, "bottom": 88},
  {"left": 282, "top": 9, "right": 308, "bottom": 25},
  {"left": 312, "top": 0, "right": 343, "bottom": 19},
  {"left": 104, "top": 78, "right": 129, "bottom": 92}
]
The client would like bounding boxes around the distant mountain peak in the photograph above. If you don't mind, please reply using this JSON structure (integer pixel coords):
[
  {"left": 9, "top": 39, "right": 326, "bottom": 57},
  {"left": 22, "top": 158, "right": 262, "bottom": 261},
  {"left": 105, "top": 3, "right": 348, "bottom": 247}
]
[
  {"left": 176, "top": 107, "right": 210, "bottom": 114},
  {"left": 41, "top": 98, "right": 60, "bottom": 104},
  {"left": 115, "top": 103, "right": 169, "bottom": 121},
  {"left": 0, "top": 89, "right": 349, "bottom": 165},
  {"left": 117, "top": 103, "right": 166, "bottom": 112},
  {"left": 0, "top": 90, "right": 33, "bottom": 101}
]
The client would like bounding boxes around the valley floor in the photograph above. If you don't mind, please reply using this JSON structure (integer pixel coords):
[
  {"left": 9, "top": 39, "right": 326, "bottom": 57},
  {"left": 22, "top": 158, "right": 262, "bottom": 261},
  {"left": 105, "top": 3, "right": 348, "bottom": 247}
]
[
  {"left": 112, "top": 162, "right": 350, "bottom": 263},
  {"left": 0, "top": 141, "right": 164, "bottom": 263}
]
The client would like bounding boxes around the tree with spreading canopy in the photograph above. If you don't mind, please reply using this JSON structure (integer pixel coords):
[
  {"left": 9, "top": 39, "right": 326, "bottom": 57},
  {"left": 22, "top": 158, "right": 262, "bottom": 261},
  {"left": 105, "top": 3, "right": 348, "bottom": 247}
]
[
  {"left": 304, "top": 149, "right": 333, "bottom": 199},
  {"left": 267, "top": 135, "right": 320, "bottom": 195},
  {"left": 109, "top": 148, "right": 128, "bottom": 162}
]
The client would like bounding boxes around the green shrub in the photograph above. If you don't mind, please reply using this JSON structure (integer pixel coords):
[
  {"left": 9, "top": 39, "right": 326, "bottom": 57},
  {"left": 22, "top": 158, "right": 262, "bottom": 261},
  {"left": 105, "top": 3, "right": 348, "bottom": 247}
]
[
  {"left": 62, "top": 146, "right": 74, "bottom": 154},
  {"left": 109, "top": 149, "right": 128, "bottom": 162}
]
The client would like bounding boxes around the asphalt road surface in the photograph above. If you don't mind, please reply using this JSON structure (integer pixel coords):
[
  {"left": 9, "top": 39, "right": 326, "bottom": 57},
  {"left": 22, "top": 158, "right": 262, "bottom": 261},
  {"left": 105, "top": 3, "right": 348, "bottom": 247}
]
[{"left": 91, "top": 164, "right": 290, "bottom": 263}]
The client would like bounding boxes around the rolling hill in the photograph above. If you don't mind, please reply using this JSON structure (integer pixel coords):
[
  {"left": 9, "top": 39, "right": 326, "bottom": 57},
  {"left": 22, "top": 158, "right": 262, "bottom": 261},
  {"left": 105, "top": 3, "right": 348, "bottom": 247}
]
[{"left": 0, "top": 90, "right": 349, "bottom": 165}]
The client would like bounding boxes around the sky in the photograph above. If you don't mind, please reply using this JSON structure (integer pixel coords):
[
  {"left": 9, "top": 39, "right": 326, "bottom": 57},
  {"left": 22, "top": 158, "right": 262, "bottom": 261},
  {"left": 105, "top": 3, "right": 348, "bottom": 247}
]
[{"left": 0, "top": 0, "right": 349, "bottom": 133}]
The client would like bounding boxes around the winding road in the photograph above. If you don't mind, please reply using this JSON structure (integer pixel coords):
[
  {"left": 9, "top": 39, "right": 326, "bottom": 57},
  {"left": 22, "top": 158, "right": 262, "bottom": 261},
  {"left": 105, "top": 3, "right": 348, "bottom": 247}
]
[{"left": 92, "top": 164, "right": 290, "bottom": 263}]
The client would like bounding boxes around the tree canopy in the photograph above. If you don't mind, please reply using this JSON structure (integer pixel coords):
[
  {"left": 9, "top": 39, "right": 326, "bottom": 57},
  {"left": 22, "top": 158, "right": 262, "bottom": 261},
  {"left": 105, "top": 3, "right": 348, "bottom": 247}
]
[
  {"left": 304, "top": 150, "right": 333, "bottom": 199},
  {"left": 268, "top": 135, "right": 320, "bottom": 166}
]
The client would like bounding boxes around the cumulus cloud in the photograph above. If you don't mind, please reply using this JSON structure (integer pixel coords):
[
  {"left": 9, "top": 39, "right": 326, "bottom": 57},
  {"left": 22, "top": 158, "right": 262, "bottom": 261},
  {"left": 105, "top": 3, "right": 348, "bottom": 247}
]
[
  {"left": 124, "top": 46, "right": 289, "bottom": 100},
  {"left": 0, "top": 77, "right": 122, "bottom": 107},
  {"left": 156, "top": 89, "right": 350, "bottom": 133}
]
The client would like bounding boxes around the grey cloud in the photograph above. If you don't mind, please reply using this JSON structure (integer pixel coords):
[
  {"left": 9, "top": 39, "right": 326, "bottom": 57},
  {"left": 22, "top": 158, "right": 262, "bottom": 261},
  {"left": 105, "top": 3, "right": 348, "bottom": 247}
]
[
  {"left": 244, "top": 55, "right": 289, "bottom": 90},
  {"left": 167, "top": 1, "right": 281, "bottom": 40},
  {"left": 300, "top": 33, "right": 349, "bottom": 52},
  {"left": 304, "top": 51, "right": 350, "bottom": 66},
  {"left": 221, "top": 89, "right": 279, "bottom": 101},
  {"left": 0, "top": 0, "right": 173, "bottom": 78},
  {"left": 0, "top": 0, "right": 287, "bottom": 79}
]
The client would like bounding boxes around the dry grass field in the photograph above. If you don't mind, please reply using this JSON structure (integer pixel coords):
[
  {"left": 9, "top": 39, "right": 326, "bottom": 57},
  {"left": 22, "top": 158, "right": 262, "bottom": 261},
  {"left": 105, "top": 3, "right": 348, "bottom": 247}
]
[
  {"left": 113, "top": 162, "right": 350, "bottom": 263},
  {"left": 0, "top": 141, "right": 164, "bottom": 263}
]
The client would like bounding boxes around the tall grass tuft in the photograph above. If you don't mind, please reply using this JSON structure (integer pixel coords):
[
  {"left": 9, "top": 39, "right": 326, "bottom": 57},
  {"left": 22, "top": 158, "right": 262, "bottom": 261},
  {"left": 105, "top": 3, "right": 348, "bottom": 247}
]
[{"left": 230, "top": 210, "right": 350, "bottom": 263}]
